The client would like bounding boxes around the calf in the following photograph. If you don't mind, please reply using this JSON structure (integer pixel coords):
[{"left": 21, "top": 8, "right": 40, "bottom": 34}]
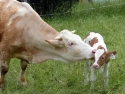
[
  {"left": 0, "top": 0, "right": 95, "bottom": 90},
  {"left": 84, "top": 32, "right": 117, "bottom": 89}
]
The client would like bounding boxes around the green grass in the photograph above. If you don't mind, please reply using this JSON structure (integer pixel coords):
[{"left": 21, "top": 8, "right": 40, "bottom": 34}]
[{"left": 2, "top": 1, "right": 125, "bottom": 94}]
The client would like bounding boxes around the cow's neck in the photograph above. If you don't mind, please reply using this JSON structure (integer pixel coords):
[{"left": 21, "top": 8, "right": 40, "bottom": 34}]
[{"left": 15, "top": 15, "right": 67, "bottom": 63}]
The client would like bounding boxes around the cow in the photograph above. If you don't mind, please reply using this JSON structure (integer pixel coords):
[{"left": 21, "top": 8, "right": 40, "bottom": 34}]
[
  {"left": 84, "top": 32, "right": 117, "bottom": 89},
  {"left": 0, "top": 0, "right": 96, "bottom": 90}
]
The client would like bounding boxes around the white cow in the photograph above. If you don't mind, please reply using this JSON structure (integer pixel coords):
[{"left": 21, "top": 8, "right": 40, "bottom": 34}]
[
  {"left": 0, "top": 0, "right": 95, "bottom": 90},
  {"left": 84, "top": 32, "right": 117, "bottom": 89}
]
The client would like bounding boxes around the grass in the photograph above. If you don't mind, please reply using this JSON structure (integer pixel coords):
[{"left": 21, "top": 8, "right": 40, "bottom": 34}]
[{"left": 2, "top": 1, "right": 125, "bottom": 94}]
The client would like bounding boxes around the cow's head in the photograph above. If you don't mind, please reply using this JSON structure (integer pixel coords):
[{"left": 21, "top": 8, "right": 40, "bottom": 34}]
[
  {"left": 45, "top": 29, "right": 96, "bottom": 62},
  {"left": 93, "top": 48, "right": 117, "bottom": 68}
]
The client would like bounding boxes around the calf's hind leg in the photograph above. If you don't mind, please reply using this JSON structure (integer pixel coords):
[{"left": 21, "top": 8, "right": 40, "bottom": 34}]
[{"left": 20, "top": 59, "right": 28, "bottom": 86}]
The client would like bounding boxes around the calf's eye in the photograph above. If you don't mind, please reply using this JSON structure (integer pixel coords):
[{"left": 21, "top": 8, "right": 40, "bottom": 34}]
[{"left": 101, "top": 57, "right": 105, "bottom": 60}]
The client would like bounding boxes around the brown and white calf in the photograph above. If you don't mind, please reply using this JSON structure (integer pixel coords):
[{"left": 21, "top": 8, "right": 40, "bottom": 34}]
[
  {"left": 0, "top": 0, "right": 96, "bottom": 90},
  {"left": 84, "top": 32, "right": 117, "bottom": 89}
]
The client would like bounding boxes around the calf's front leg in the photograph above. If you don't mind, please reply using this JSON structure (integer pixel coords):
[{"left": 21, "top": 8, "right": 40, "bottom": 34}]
[
  {"left": 90, "top": 66, "right": 96, "bottom": 89},
  {"left": 103, "top": 64, "right": 109, "bottom": 87},
  {"left": 84, "top": 60, "right": 90, "bottom": 85}
]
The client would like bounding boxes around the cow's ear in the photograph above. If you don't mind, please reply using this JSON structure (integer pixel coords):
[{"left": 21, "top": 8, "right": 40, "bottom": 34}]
[
  {"left": 44, "top": 39, "right": 64, "bottom": 47},
  {"left": 71, "top": 30, "right": 75, "bottom": 33},
  {"left": 110, "top": 51, "right": 117, "bottom": 59},
  {"left": 54, "top": 35, "right": 62, "bottom": 40},
  {"left": 44, "top": 39, "right": 58, "bottom": 45}
]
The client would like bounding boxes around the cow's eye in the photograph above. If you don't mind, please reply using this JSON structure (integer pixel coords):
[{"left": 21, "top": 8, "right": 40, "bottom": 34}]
[
  {"left": 68, "top": 42, "right": 75, "bottom": 46},
  {"left": 58, "top": 38, "right": 62, "bottom": 41}
]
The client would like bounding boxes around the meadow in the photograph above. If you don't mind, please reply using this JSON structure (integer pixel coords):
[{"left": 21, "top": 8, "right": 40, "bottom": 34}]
[{"left": 2, "top": 1, "right": 125, "bottom": 94}]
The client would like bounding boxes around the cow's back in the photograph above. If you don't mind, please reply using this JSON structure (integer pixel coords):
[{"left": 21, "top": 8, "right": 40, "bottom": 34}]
[
  {"left": 0, "top": 0, "right": 58, "bottom": 43},
  {"left": 0, "top": 0, "right": 27, "bottom": 43}
]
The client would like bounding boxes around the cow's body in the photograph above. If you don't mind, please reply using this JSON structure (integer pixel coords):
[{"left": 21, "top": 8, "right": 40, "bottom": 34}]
[
  {"left": 0, "top": 0, "right": 95, "bottom": 90},
  {"left": 84, "top": 32, "right": 117, "bottom": 89}
]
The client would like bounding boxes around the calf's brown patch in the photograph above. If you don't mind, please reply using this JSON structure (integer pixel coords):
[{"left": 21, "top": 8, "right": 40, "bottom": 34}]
[{"left": 89, "top": 37, "right": 98, "bottom": 47}]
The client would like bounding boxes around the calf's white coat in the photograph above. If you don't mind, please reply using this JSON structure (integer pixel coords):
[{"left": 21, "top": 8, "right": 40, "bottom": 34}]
[{"left": 84, "top": 32, "right": 117, "bottom": 89}]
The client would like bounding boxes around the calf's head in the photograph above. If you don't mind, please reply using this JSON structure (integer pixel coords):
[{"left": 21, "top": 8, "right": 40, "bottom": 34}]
[
  {"left": 93, "top": 48, "right": 117, "bottom": 68},
  {"left": 45, "top": 30, "right": 95, "bottom": 62}
]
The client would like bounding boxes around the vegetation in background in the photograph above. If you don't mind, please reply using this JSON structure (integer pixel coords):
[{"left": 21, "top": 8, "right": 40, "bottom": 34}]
[
  {"left": 72, "top": 0, "right": 125, "bottom": 17},
  {"left": 18, "top": 0, "right": 78, "bottom": 15},
  {"left": 2, "top": 1, "right": 125, "bottom": 94}
]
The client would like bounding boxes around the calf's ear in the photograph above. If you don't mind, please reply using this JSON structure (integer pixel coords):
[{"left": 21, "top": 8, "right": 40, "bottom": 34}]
[{"left": 110, "top": 51, "right": 117, "bottom": 59}]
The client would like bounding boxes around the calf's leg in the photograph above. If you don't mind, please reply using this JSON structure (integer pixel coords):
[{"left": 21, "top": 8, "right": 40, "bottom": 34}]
[
  {"left": 90, "top": 66, "right": 96, "bottom": 89},
  {"left": 103, "top": 64, "right": 109, "bottom": 87},
  {"left": 84, "top": 60, "right": 90, "bottom": 85}
]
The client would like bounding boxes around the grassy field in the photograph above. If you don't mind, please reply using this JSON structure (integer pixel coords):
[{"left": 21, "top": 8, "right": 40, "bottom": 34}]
[{"left": 2, "top": 1, "right": 125, "bottom": 94}]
